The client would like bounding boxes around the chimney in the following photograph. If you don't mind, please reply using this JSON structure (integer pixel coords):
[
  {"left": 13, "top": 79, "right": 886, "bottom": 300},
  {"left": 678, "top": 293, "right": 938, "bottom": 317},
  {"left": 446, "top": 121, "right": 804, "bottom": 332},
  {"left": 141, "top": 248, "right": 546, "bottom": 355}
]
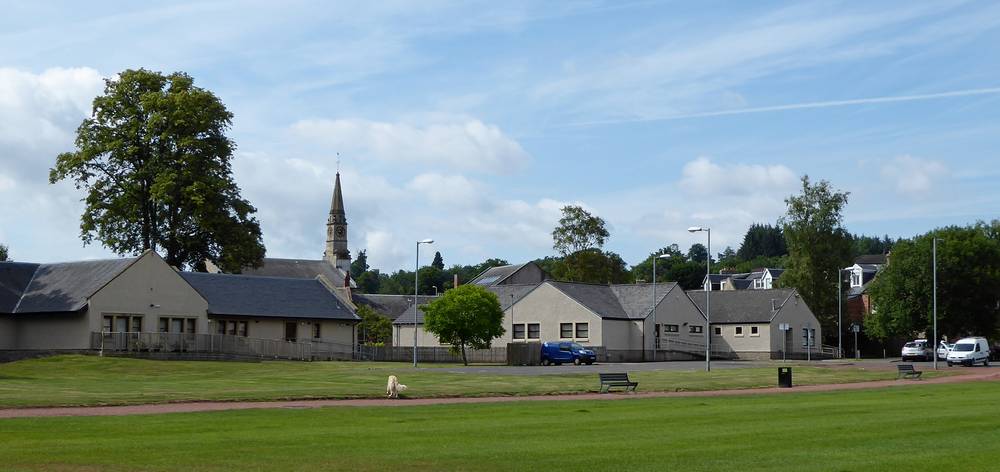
[
  {"left": 771, "top": 299, "right": 777, "bottom": 312},
  {"left": 454, "top": 274, "right": 459, "bottom": 288}
]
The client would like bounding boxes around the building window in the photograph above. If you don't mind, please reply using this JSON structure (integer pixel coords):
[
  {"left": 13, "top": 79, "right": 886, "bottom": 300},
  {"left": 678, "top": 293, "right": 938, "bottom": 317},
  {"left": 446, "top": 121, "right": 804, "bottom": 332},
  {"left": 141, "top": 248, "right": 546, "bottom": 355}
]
[
  {"left": 802, "top": 328, "right": 816, "bottom": 347},
  {"left": 750, "top": 326, "right": 760, "bottom": 336},
  {"left": 159, "top": 317, "right": 197, "bottom": 334},
  {"left": 690, "top": 325, "right": 703, "bottom": 334},
  {"left": 560, "top": 323, "right": 573, "bottom": 338},
  {"left": 735, "top": 326, "right": 744, "bottom": 336},
  {"left": 714, "top": 326, "right": 721, "bottom": 335},
  {"left": 851, "top": 272, "right": 861, "bottom": 286},
  {"left": 312, "top": 323, "right": 321, "bottom": 339},
  {"left": 103, "top": 314, "right": 142, "bottom": 332},
  {"left": 527, "top": 323, "right": 540, "bottom": 339},
  {"left": 575, "top": 323, "right": 589, "bottom": 339},
  {"left": 664, "top": 324, "right": 679, "bottom": 333},
  {"left": 513, "top": 324, "right": 525, "bottom": 340},
  {"left": 215, "top": 320, "right": 249, "bottom": 337}
]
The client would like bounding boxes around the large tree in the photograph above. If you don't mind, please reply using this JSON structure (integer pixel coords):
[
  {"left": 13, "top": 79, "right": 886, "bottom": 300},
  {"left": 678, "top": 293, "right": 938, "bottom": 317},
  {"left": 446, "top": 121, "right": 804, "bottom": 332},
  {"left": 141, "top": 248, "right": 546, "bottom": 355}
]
[
  {"left": 421, "top": 284, "right": 505, "bottom": 365},
  {"left": 0, "top": 244, "right": 8, "bottom": 262},
  {"left": 431, "top": 251, "right": 445, "bottom": 270},
  {"left": 866, "top": 224, "right": 1000, "bottom": 341},
  {"left": 552, "top": 249, "right": 631, "bottom": 284},
  {"left": 552, "top": 205, "right": 609, "bottom": 256},
  {"left": 737, "top": 223, "right": 787, "bottom": 260},
  {"left": 779, "top": 176, "right": 853, "bottom": 343},
  {"left": 350, "top": 249, "right": 369, "bottom": 279},
  {"left": 50, "top": 69, "right": 264, "bottom": 272},
  {"left": 356, "top": 305, "right": 393, "bottom": 345},
  {"left": 687, "top": 243, "right": 709, "bottom": 263}
]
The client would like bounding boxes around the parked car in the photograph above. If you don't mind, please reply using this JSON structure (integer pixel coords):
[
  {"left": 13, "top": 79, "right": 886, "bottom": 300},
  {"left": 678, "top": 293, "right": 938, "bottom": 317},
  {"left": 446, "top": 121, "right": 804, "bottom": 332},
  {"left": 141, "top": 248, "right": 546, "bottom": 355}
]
[
  {"left": 901, "top": 339, "right": 932, "bottom": 361},
  {"left": 936, "top": 341, "right": 954, "bottom": 360},
  {"left": 946, "top": 337, "right": 991, "bottom": 367},
  {"left": 541, "top": 341, "right": 596, "bottom": 366}
]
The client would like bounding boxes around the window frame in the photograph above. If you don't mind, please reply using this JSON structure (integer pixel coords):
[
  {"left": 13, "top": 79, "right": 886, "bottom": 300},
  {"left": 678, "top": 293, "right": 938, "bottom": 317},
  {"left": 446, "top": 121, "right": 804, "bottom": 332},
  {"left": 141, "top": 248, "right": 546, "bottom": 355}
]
[
  {"left": 575, "top": 322, "right": 589, "bottom": 339},
  {"left": 750, "top": 326, "right": 760, "bottom": 337},
  {"left": 103, "top": 314, "right": 143, "bottom": 333},
  {"left": 735, "top": 326, "right": 744, "bottom": 337},
  {"left": 664, "top": 324, "right": 679, "bottom": 333},
  {"left": 559, "top": 323, "right": 573, "bottom": 339},
  {"left": 689, "top": 325, "right": 703, "bottom": 334},
  {"left": 527, "top": 323, "right": 540, "bottom": 340},
  {"left": 512, "top": 323, "right": 526, "bottom": 340}
]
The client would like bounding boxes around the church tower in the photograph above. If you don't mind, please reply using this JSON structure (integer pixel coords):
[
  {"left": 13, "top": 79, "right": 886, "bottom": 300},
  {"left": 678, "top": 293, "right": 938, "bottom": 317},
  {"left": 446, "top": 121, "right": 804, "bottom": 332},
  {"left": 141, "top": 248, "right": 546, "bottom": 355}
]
[{"left": 324, "top": 172, "right": 351, "bottom": 272}]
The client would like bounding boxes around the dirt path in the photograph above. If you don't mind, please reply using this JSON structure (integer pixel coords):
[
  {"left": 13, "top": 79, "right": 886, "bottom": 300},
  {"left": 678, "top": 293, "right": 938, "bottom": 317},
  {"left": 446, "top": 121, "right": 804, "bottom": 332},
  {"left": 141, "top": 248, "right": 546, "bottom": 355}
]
[{"left": 2, "top": 370, "right": 997, "bottom": 419}]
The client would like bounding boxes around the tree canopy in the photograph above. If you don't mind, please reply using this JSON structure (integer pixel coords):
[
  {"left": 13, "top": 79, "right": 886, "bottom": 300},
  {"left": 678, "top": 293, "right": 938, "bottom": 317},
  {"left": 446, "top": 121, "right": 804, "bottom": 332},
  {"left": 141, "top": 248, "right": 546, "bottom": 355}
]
[
  {"left": 866, "top": 224, "right": 1000, "bottom": 341},
  {"left": 431, "top": 251, "right": 444, "bottom": 270},
  {"left": 737, "top": 223, "right": 787, "bottom": 260},
  {"left": 687, "top": 243, "right": 709, "bottom": 263},
  {"left": 350, "top": 249, "right": 369, "bottom": 279},
  {"left": 779, "top": 176, "right": 853, "bottom": 342},
  {"left": 0, "top": 244, "right": 7, "bottom": 262},
  {"left": 356, "top": 305, "right": 393, "bottom": 346},
  {"left": 550, "top": 249, "right": 632, "bottom": 284},
  {"left": 421, "top": 284, "right": 506, "bottom": 365},
  {"left": 552, "top": 205, "right": 609, "bottom": 256},
  {"left": 50, "top": 69, "right": 264, "bottom": 271}
]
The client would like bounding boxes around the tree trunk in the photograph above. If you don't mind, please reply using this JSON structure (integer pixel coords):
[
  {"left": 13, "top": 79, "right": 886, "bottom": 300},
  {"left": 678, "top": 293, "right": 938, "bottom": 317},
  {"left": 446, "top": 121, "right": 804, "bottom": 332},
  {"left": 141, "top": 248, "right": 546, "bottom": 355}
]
[{"left": 461, "top": 344, "right": 468, "bottom": 366}]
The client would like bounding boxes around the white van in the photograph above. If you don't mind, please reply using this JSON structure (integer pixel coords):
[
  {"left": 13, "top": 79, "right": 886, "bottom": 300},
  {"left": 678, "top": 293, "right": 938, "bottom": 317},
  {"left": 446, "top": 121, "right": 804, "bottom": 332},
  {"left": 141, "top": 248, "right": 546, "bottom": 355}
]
[{"left": 946, "top": 337, "right": 991, "bottom": 367}]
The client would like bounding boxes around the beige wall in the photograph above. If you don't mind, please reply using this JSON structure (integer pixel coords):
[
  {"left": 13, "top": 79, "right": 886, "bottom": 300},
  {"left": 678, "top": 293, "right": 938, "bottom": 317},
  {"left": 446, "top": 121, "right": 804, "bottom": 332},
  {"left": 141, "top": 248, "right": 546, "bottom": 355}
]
[
  {"left": 601, "top": 319, "right": 637, "bottom": 350},
  {"left": 653, "top": 286, "right": 709, "bottom": 352},
  {"left": 0, "top": 317, "right": 15, "bottom": 349},
  {"left": 13, "top": 312, "right": 91, "bottom": 350},
  {"left": 393, "top": 324, "right": 447, "bottom": 347},
  {"left": 712, "top": 323, "right": 771, "bottom": 353},
  {"left": 503, "top": 283, "right": 603, "bottom": 346},
  {"left": 88, "top": 252, "right": 210, "bottom": 335},
  {"left": 770, "top": 292, "right": 822, "bottom": 354}
]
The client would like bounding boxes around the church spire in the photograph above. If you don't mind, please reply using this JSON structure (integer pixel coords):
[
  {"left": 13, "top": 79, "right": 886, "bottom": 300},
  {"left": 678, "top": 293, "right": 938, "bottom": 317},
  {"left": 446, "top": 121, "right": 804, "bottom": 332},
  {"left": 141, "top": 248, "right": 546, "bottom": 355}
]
[{"left": 324, "top": 172, "right": 350, "bottom": 271}]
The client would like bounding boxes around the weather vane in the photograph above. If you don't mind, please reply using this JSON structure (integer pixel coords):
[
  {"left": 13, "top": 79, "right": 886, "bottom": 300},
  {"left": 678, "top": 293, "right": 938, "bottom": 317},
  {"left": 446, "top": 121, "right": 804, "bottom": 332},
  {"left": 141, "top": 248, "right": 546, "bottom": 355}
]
[{"left": 336, "top": 152, "right": 341, "bottom": 173}]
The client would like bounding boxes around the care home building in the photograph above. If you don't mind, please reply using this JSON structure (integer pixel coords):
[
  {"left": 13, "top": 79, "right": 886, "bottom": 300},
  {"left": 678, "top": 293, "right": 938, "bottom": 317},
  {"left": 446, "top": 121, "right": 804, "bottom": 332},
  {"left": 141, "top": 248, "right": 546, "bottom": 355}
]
[
  {"left": 688, "top": 288, "right": 823, "bottom": 360},
  {"left": 0, "top": 250, "right": 359, "bottom": 360}
]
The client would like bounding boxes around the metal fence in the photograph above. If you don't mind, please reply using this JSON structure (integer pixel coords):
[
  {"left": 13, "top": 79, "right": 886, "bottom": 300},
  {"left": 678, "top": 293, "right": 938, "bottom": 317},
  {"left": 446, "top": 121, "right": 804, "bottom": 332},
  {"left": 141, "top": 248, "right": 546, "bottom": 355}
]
[
  {"left": 92, "top": 332, "right": 354, "bottom": 361},
  {"left": 356, "top": 345, "right": 508, "bottom": 363}
]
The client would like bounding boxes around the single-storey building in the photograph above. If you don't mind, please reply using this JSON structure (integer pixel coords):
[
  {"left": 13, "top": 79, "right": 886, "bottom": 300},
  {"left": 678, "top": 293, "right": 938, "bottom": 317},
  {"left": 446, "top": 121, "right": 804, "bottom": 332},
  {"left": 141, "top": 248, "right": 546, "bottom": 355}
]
[
  {"left": 688, "top": 288, "right": 822, "bottom": 360},
  {"left": 1, "top": 250, "right": 359, "bottom": 360}
]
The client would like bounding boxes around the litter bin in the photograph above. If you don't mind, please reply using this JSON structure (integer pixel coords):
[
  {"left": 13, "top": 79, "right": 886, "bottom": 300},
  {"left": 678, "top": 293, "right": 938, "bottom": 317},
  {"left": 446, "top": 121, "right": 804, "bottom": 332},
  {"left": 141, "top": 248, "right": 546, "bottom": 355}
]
[{"left": 778, "top": 367, "right": 792, "bottom": 388}]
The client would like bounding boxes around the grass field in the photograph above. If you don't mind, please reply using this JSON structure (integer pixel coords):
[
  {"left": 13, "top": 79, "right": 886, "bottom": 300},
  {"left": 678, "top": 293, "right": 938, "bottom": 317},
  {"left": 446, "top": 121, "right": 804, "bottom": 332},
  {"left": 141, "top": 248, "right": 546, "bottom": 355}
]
[
  {"left": 0, "top": 355, "right": 953, "bottom": 408},
  {"left": 0, "top": 382, "right": 997, "bottom": 471}
]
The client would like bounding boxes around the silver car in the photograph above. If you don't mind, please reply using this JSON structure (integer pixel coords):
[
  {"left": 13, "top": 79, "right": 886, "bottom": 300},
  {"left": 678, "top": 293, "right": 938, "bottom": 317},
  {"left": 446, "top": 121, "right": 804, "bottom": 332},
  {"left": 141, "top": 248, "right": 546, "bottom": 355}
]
[{"left": 901, "top": 340, "right": 932, "bottom": 361}]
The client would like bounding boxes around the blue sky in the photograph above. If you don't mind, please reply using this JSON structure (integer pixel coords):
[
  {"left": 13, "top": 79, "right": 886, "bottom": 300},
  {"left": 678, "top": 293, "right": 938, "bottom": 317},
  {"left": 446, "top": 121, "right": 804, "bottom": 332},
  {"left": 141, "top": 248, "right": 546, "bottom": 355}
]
[{"left": 1, "top": 1, "right": 999, "bottom": 271}]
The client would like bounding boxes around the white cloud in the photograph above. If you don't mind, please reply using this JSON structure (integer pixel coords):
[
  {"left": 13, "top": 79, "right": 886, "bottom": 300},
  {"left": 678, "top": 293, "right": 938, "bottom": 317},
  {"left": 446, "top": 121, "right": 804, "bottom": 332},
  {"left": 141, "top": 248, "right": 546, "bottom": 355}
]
[
  {"left": 290, "top": 118, "right": 530, "bottom": 174},
  {"left": 407, "top": 173, "right": 484, "bottom": 207},
  {"left": 0, "top": 67, "right": 103, "bottom": 152},
  {"left": 880, "top": 155, "right": 949, "bottom": 196},
  {"left": 679, "top": 156, "right": 798, "bottom": 196}
]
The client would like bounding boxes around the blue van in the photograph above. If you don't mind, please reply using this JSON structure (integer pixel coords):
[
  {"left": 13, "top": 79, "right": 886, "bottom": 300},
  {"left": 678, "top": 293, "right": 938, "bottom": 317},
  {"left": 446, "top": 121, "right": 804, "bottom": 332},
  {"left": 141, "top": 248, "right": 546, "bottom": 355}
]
[{"left": 541, "top": 342, "right": 596, "bottom": 366}]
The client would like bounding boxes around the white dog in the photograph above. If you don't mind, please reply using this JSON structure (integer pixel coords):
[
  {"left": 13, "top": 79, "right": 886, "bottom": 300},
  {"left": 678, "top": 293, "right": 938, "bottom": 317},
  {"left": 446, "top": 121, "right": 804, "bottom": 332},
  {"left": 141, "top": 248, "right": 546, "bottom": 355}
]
[{"left": 386, "top": 375, "right": 408, "bottom": 399}]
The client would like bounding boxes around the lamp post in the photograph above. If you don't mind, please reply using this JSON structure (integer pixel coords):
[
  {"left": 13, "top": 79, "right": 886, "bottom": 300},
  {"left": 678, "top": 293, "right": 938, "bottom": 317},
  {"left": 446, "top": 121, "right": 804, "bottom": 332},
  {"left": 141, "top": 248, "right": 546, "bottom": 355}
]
[
  {"left": 414, "top": 238, "right": 434, "bottom": 368},
  {"left": 933, "top": 237, "right": 942, "bottom": 370},
  {"left": 688, "top": 226, "right": 711, "bottom": 372},
  {"left": 652, "top": 253, "right": 671, "bottom": 361},
  {"left": 510, "top": 293, "right": 515, "bottom": 343},
  {"left": 838, "top": 268, "right": 847, "bottom": 359}
]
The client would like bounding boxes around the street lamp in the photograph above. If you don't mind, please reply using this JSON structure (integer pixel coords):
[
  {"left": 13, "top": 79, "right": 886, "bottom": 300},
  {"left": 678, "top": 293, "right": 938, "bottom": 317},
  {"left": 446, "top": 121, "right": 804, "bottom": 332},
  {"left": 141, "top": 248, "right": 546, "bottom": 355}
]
[
  {"left": 933, "top": 237, "right": 943, "bottom": 370},
  {"left": 688, "top": 226, "right": 711, "bottom": 372},
  {"left": 837, "top": 267, "right": 850, "bottom": 359},
  {"left": 652, "top": 253, "right": 671, "bottom": 361},
  {"left": 414, "top": 238, "right": 434, "bottom": 367}
]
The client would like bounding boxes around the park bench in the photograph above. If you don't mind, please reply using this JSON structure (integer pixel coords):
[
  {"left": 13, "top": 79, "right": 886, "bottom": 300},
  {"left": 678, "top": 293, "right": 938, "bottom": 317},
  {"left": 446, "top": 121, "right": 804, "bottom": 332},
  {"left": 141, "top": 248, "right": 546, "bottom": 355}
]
[
  {"left": 897, "top": 364, "right": 923, "bottom": 380},
  {"left": 598, "top": 372, "right": 638, "bottom": 393}
]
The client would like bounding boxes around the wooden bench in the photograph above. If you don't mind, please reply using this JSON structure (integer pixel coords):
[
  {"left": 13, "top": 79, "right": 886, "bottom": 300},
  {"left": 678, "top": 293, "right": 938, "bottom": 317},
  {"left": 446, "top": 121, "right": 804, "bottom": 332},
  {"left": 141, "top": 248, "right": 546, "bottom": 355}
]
[
  {"left": 599, "top": 372, "right": 638, "bottom": 393},
  {"left": 897, "top": 364, "right": 922, "bottom": 380}
]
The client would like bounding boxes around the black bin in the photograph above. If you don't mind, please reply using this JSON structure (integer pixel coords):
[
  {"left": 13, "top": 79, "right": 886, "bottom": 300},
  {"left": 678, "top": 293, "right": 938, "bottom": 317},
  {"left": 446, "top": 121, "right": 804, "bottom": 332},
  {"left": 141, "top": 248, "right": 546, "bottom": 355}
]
[{"left": 778, "top": 367, "right": 792, "bottom": 388}]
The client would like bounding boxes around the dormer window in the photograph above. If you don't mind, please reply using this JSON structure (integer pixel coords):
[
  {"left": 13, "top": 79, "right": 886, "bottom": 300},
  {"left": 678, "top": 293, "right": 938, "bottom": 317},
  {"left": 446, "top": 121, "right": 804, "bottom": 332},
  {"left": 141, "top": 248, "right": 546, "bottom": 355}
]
[{"left": 851, "top": 271, "right": 862, "bottom": 287}]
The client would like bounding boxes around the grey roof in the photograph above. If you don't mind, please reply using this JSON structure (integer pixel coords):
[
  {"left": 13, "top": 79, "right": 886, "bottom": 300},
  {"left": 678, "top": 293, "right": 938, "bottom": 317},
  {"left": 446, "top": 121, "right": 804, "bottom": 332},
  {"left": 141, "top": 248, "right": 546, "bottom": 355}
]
[
  {"left": 239, "top": 258, "right": 352, "bottom": 287},
  {"left": 469, "top": 263, "right": 527, "bottom": 286},
  {"left": 546, "top": 281, "right": 678, "bottom": 320},
  {"left": 731, "top": 279, "right": 754, "bottom": 290},
  {"left": 389, "top": 295, "right": 441, "bottom": 325},
  {"left": 180, "top": 272, "right": 358, "bottom": 321},
  {"left": 687, "top": 288, "right": 797, "bottom": 324},
  {"left": 609, "top": 283, "right": 678, "bottom": 319},
  {"left": 855, "top": 254, "right": 887, "bottom": 265},
  {"left": 0, "top": 262, "right": 41, "bottom": 313},
  {"left": 1, "top": 258, "right": 136, "bottom": 314},
  {"left": 488, "top": 284, "right": 539, "bottom": 310},
  {"left": 706, "top": 273, "right": 732, "bottom": 283},
  {"left": 356, "top": 294, "right": 437, "bottom": 321},
  {"left": 767, "top": 268, "right": 785, "bottom": 279}
]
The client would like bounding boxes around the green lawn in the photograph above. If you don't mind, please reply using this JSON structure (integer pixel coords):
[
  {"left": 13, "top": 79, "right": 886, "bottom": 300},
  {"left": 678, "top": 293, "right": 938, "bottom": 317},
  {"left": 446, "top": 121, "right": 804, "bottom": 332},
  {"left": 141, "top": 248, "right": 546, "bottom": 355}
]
[
  {"left": 0, "top": 382, "right": 997, "bottom": 471},
  {"left": 0, "top": 355, "right": 952, "bottom": 408}
]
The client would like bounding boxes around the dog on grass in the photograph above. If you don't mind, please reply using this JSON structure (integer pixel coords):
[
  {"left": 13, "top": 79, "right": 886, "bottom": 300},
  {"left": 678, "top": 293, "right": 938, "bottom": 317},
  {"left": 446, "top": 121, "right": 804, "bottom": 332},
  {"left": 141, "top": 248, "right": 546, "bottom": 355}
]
[{"left": 386, "top": 375, "right": 407, "bottom": 399}]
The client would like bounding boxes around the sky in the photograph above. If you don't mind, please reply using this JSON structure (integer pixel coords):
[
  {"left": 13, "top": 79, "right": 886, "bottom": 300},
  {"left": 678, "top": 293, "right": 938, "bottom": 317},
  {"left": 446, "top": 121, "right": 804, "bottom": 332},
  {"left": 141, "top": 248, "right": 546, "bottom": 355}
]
[{"left": 1, "top": 0, "right": 999, "bottom": 272}]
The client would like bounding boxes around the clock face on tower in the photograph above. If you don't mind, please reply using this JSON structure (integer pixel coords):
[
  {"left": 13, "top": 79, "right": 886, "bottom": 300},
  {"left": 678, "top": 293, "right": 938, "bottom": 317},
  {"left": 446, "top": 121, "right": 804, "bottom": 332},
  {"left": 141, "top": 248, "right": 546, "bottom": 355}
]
[{"left": 335, "top": 226, "right": 346, "bottom": 238}]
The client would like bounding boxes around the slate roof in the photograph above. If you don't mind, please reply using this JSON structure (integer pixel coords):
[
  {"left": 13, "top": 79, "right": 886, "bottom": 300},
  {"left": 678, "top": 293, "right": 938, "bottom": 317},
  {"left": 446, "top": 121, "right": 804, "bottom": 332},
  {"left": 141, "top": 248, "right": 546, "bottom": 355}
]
[
  {"left": 388, "top": 284, "right": 539, "bottom": 325},
  {"left": 356, "top": 294, "right": 438, "bottom": 322},
  {"left": 239, "top": 258, "right": 353, "bottom": 288},
  {"left": 180, "top": 272, "right": 358, "bottom": 321},
  {"left": 730, "top": 279, "right": 754, "bottom": 290},
  {"left": 609, "top": 283, "right": 678, "bottom": 319},
  {"left": 687, "top": 288, "right": 797, "bottom": 324},
  {"left": 766, "top": 268, "right": 785, "bottom": 279},
  {"left": 547, "top": 281, "right": 678, "bottom": 320},
  {"left": 0, "top": 258, "right": 137, "bottom": 314},
  {"left": 855, "top": 254, "right": 887, "bottom": 265},
  {"left": 469, "top": 263, "right": 527, "bottom": 286},
  {"left": 389, "top": 295, "right": 440, "bottom": 325}
]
